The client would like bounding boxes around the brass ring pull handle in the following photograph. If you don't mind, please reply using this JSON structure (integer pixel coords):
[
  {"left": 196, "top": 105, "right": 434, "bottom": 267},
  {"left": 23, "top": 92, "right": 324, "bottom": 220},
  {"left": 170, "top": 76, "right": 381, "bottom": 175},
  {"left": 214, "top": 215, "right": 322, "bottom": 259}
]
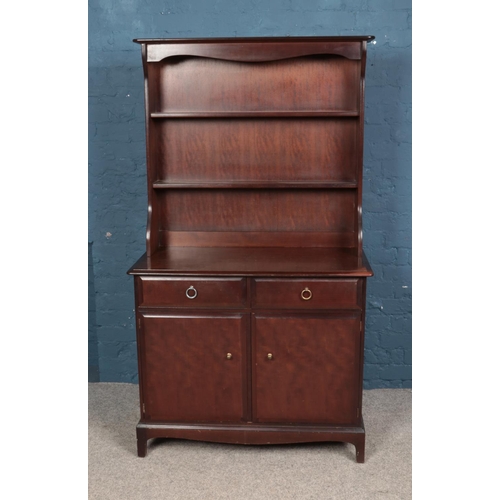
[
  {"left": 186, "top": 286, "right": 198, "bottom": 299},
  {"left": 301, "top": 287, "right": 312, "bottom": 301}
]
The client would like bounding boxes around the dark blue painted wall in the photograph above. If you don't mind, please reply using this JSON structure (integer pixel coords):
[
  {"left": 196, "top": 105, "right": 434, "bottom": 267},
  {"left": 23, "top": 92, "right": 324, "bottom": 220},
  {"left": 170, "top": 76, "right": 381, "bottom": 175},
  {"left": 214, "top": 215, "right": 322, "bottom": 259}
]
[
  {"left": 88, "top": 242, "right": 99, "bottom": 382},
  {"left": 88, "top": 0, "right": 412, "bottom": 388}
]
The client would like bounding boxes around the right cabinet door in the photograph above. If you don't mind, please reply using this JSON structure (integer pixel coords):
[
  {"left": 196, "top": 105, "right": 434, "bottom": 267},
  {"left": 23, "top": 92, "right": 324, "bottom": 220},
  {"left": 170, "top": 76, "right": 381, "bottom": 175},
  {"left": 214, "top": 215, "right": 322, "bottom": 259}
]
[{"left": 253, "top": 312, "right": 361, "bottom": 425}]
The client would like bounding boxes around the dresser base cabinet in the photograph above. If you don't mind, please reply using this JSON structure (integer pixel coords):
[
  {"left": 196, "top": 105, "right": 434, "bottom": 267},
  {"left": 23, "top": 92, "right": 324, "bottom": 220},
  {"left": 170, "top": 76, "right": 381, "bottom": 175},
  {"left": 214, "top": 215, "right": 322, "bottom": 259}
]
[
  {"left": 129, "top": 36, "right": 375, "bottom": 463},
  {"left": 131, "top": 272, "right": 370, "bottom": 462}
]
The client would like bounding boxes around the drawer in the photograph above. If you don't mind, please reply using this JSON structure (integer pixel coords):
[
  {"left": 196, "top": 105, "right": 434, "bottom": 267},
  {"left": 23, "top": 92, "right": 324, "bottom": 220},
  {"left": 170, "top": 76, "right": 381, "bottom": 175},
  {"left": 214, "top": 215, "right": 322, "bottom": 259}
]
[
  {"left": 137, "top": 277, "right": 247, "bottom": 308},
  {"left": 252, "top": 278, "right": 359, "bottom": 310}
]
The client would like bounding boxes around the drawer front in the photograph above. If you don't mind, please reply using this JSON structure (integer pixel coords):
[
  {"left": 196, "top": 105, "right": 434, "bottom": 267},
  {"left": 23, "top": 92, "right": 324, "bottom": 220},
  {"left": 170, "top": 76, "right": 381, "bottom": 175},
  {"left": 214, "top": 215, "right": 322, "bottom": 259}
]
[
  {"left": 137, "top": 277, "right": 247, "bottom": 308},
  {"left": 252, "top": 278, "right": 359, "bottom": 309}
]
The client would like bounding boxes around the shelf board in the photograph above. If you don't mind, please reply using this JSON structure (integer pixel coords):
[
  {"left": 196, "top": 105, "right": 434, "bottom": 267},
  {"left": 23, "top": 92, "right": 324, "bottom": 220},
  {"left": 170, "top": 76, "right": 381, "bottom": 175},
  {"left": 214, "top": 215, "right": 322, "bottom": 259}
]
[
  {"left": 150, "top": 111, "right": 360, "bottom": 119},
  {"left": 152, "top": 180, "right": 358, "bottom": 189}
]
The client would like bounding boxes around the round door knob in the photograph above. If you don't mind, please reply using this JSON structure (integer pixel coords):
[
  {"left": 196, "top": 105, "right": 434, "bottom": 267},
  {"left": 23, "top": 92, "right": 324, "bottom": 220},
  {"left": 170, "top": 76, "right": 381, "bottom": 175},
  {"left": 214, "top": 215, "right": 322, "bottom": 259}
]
[
  {"left": 267, "top": 353, "right": 273, "bottom": 360},
  {"left": 226, "top": 353, "right": 233, "bottom": 360},
  {"left": 301, "top": 287, "right": 312, "bottom": 301},
  {"left": 186, "top": 286, "right": 198, "bottom": 299}
]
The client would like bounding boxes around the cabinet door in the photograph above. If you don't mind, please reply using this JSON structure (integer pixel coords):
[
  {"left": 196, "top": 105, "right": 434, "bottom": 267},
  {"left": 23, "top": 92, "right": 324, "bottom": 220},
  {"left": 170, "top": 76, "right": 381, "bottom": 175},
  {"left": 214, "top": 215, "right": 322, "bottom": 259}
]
[
  {"left": 253, "top": 313, "right": 361, "bottom": 425},
  {"left": 139, "top": 312, "right": 248, "bottom": 423}
]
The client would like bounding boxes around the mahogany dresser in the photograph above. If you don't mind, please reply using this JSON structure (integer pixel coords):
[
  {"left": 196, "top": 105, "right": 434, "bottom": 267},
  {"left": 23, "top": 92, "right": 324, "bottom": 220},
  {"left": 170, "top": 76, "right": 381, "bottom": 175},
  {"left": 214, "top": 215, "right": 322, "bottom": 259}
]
[{"left": 128, "top": 36, "right": 375, "bottom": 463}]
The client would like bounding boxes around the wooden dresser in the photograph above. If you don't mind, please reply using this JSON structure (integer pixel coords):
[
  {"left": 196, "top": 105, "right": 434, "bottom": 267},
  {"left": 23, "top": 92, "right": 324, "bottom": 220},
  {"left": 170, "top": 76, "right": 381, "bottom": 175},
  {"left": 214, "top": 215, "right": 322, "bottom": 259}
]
[{"left": 128, "top": 36, "right": 374, "bottom": 463}]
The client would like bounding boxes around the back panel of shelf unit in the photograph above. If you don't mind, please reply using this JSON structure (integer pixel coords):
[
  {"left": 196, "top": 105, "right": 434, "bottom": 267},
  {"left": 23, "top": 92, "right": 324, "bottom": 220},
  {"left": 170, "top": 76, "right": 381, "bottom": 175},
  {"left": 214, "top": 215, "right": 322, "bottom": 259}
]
[{"left": 145, "top": 50, "right": 364, "bottom": 251}]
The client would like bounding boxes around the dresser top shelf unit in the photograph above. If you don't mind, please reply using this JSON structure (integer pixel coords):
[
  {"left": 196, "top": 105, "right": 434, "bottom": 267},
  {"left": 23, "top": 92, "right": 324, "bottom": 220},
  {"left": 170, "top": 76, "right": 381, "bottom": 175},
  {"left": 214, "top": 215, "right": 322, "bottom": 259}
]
[{"left": 131, "top": 36, "right": 372, "bottom": 274}]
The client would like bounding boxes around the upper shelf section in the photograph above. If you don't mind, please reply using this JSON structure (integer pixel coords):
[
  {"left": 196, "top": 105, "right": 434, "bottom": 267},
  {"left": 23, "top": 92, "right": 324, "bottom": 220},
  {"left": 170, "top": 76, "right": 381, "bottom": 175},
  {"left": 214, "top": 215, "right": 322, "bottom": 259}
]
[{"left": 148, "top": 55, "right": 361, "bottom": 115}]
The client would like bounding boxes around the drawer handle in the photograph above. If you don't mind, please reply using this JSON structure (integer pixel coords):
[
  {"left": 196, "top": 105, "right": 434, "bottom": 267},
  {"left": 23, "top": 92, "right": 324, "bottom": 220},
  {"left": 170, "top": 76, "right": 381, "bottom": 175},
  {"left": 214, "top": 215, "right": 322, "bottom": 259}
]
[
  {"left": 186, "top": 286, "right": 198, "bottom": 299},
  {"left": 226, "top": 353, "right": 233, "bottom": 360},
  {"left": 267, "top": 353, "right": 273, "bottom": 360},
  {"left": 301, "top": 287, "right": 312, "bottom": 301}
]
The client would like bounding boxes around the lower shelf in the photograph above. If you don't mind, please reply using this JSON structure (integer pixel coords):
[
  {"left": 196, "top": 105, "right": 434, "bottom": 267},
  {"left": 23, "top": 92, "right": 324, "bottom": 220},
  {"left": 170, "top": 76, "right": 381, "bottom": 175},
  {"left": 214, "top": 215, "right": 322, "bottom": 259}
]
[{"left": 136, "top": 419, "right": 366, "bottom": 463}]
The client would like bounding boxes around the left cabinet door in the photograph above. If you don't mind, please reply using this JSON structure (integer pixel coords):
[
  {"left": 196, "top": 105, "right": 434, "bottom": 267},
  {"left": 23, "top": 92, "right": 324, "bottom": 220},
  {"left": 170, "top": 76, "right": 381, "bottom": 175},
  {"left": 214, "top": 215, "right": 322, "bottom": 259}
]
[{"left": 138, "top": 312, "right": 249, "bottom": 423}]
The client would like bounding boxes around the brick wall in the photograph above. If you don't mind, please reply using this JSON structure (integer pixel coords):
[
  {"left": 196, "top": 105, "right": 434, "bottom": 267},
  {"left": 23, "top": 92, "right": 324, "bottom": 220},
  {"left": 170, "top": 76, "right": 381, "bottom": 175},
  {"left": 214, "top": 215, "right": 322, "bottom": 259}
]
[{"left": 88, "top": 0, "right": 412, "bottom": 387}]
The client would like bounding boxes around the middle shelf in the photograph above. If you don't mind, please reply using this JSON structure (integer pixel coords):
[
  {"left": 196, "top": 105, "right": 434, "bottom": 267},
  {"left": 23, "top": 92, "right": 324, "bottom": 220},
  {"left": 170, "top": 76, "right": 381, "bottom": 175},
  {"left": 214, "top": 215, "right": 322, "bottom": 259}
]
[
  {"left": 150, "top": 111, "right": 360, "bottom": 118},
  {"left": 152, "top": 180, "right": 358, "bottom": 189}
]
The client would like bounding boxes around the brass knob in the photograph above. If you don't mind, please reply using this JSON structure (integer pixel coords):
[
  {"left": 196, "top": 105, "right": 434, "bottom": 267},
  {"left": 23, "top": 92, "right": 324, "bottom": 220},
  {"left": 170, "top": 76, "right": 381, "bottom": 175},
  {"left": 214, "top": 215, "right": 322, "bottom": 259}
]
[
  {"left": 226, "top": 353, "right": 232, "bottom": 360},
  {"left": 186, "top": 286, "right": 197, "bottom": 299},
  {"left": 267, "top": 353, "right": 273, "bottom": 360},
  {"left": 301, "top": 287, "right": 312, "bottom": 301}
]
